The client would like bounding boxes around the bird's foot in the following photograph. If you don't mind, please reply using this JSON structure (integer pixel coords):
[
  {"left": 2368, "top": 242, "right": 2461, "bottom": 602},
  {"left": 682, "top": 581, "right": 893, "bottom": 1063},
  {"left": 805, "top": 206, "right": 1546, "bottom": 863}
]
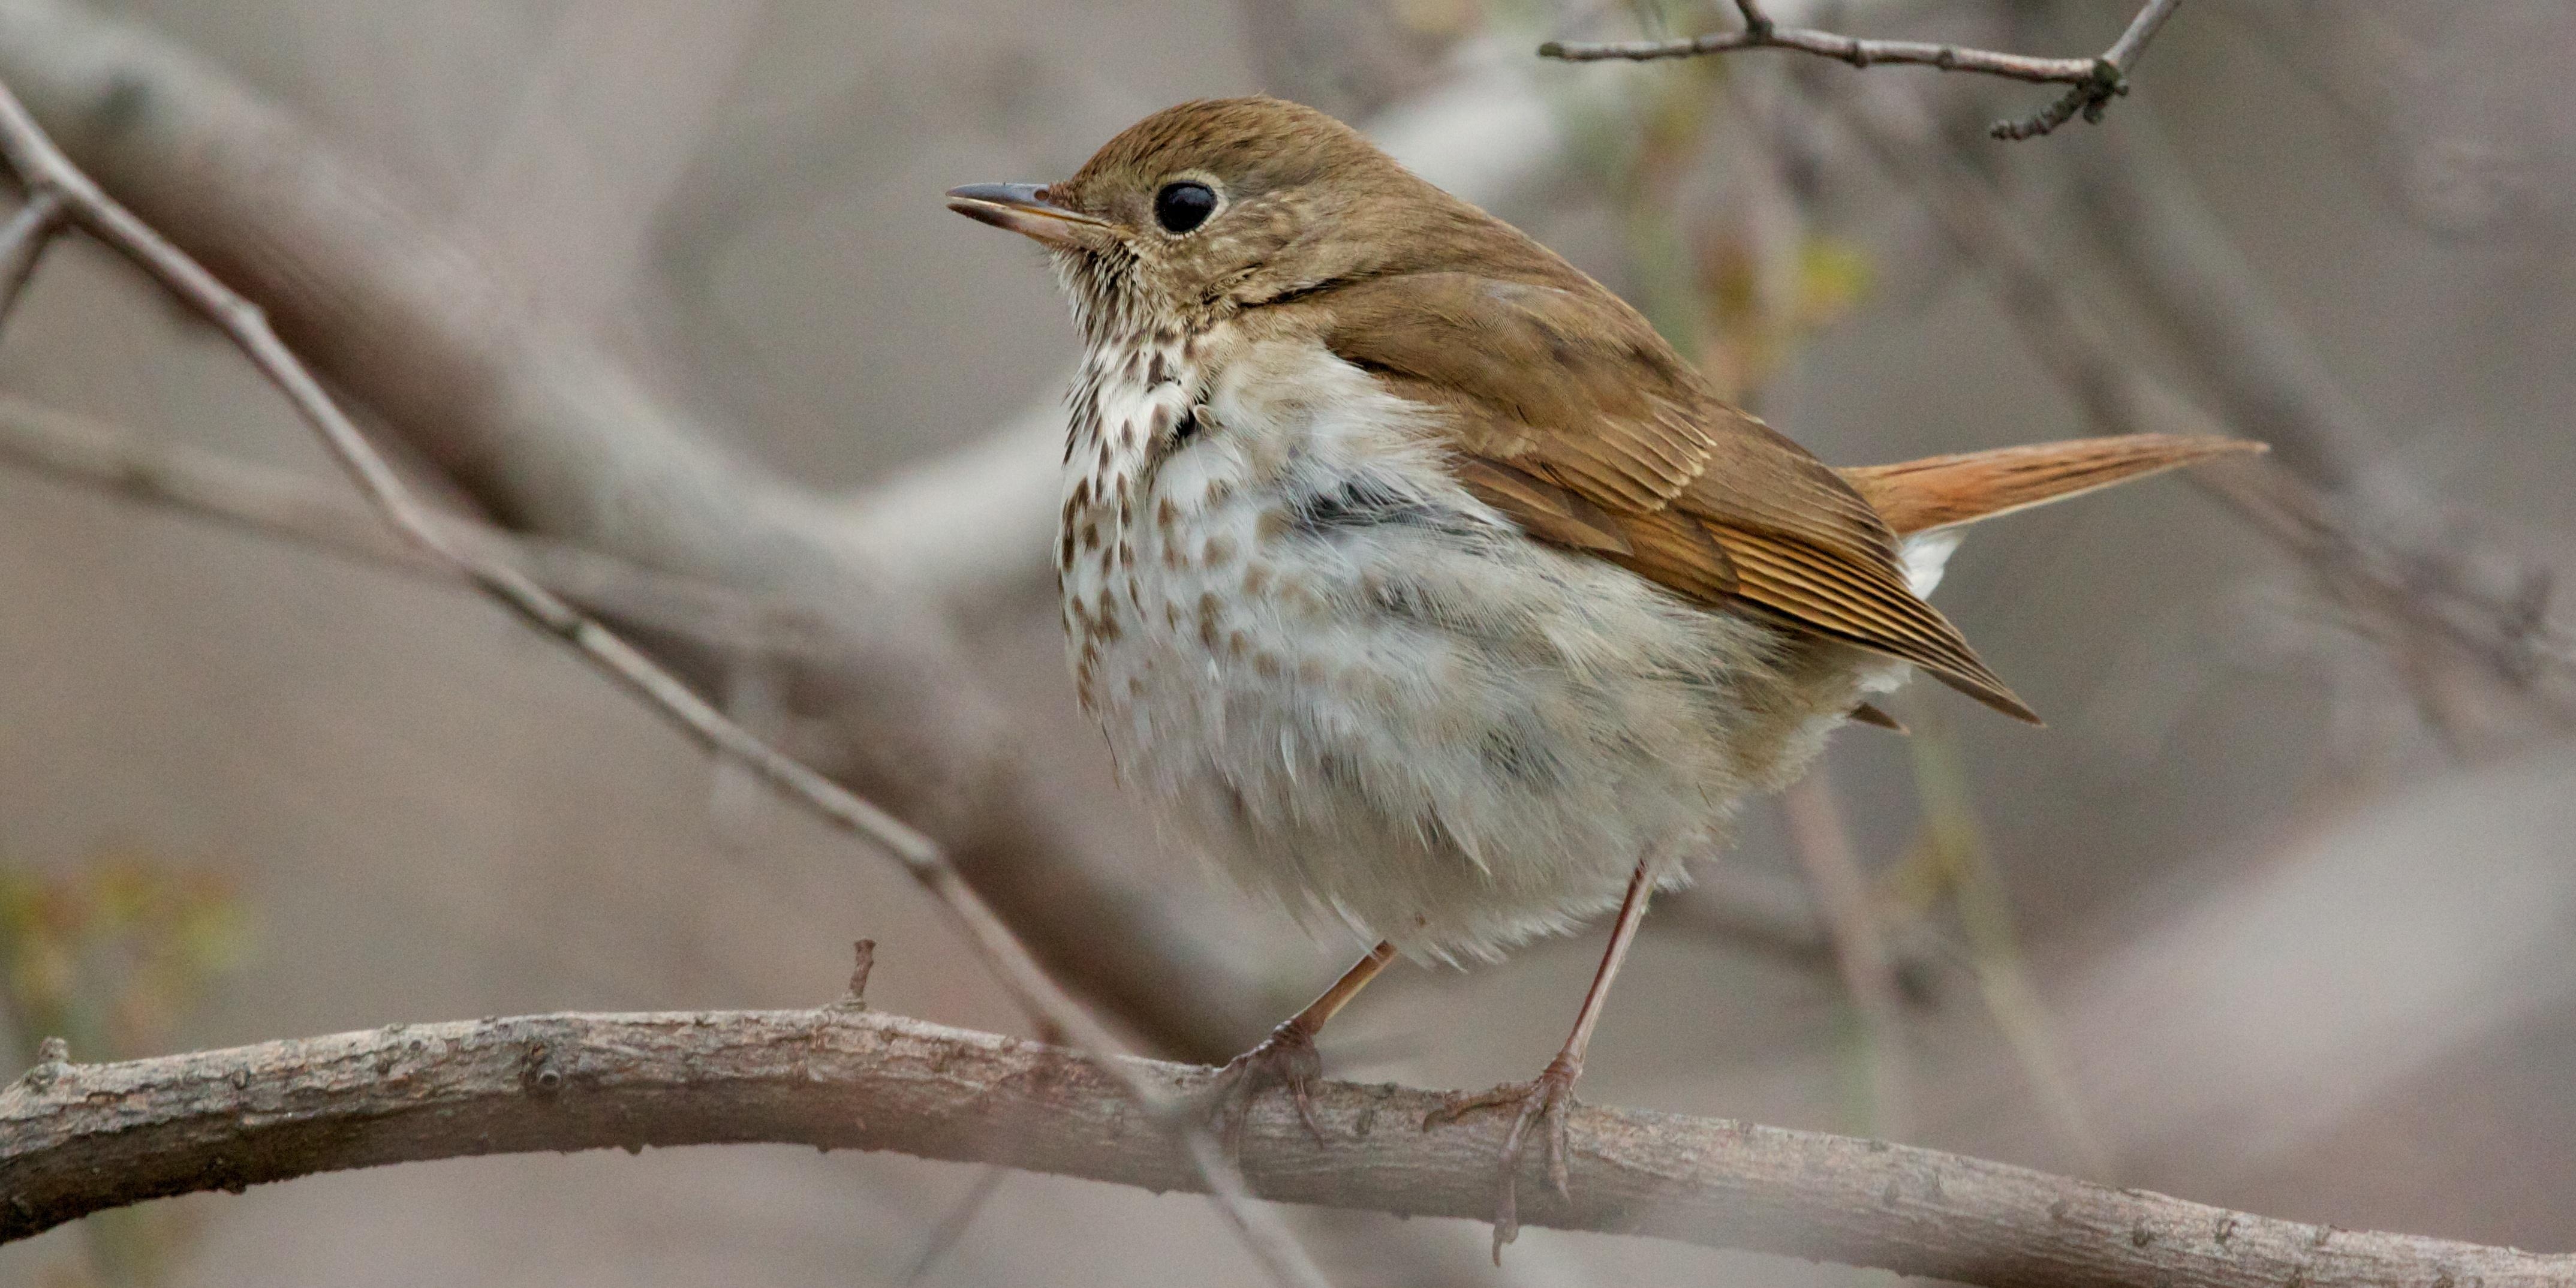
[
  {"left": 1422, "top": 1052, "right": 1581, "bottom": 1262},
  {"left": 1203, "top": 1018, "right": 1327, "bottom": 1154}
]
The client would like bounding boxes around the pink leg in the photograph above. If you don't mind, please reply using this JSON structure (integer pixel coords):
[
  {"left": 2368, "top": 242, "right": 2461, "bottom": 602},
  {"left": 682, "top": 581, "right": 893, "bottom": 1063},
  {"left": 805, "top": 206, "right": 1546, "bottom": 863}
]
[{"left": 1426, "top": 859, "right": 1657, "bottom": 1261}]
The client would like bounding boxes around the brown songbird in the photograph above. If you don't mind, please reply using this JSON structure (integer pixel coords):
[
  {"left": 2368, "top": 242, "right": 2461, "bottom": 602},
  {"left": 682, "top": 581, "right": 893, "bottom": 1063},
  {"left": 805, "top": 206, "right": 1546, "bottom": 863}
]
[{"left": 949, "top": 97, "right": 2256, "bottom": 1253}]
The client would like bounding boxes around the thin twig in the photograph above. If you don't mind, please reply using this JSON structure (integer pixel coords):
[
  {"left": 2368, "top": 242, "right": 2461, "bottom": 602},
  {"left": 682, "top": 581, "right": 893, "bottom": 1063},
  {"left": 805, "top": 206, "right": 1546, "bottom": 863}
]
[
  {"left": 901, "top": 1165, "right": 1010, "bottom": 1286},
  {"left": 1539, "top": 0, "right": 2183, "bottom": 141},
  {"left": 1991, "top": 0, "right": 2184, "bottom": 140},
  {"left": 1778, "top": 770, "right": 1914, "bottom": 1137},
  {"left": 0, "top": 182, "right": 58, "bottom": 323},
  {"left": 0, "top": 71, "right": 1329, "bottom": 1288},
  {"left": 1807, "top": 70, "right": 2576, "bottom": 748},
  {"left": 1903, "top": 702, "right": 2117, "bottom": 1179},
  {"left": 0, "top": 394, "right": 893, "bottom": 665}
]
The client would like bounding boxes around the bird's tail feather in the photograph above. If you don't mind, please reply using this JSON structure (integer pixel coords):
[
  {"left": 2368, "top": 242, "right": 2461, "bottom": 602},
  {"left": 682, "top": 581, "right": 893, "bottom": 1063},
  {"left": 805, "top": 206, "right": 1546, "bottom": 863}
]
[{"left": 1840, "top": 434, "right": 2264, "bottom": 538}]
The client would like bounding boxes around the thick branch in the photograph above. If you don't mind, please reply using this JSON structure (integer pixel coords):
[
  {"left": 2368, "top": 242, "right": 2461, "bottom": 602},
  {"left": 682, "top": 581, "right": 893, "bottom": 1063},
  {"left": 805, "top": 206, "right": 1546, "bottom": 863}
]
[
  {"left": 4, "top": 1008, "right": 2567, "bottom": 1288},
  {"left": 1540, "top": 0, "right": 2183, "bottom": 141}
]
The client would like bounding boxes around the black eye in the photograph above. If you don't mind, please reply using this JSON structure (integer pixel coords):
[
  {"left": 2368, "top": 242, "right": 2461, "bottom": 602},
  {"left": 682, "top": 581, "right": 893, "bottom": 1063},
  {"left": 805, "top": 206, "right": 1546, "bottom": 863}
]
[{"left": 1153, "top": 181, "right": 1217, "bottom": 234}]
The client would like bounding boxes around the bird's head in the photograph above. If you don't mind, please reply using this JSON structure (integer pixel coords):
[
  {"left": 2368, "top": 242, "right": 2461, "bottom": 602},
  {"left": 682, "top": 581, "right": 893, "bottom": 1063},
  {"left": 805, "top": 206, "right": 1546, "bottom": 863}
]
[{"left": 947, "top": 97, "right": 1514, "bottom": 344}]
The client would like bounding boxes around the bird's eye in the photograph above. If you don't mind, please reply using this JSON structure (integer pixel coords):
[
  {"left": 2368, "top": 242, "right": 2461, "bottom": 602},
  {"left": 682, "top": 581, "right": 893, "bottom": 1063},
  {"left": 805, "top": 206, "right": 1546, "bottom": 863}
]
[{"left": 1153, "top": 181, "right": 1217, "bottom": 234}]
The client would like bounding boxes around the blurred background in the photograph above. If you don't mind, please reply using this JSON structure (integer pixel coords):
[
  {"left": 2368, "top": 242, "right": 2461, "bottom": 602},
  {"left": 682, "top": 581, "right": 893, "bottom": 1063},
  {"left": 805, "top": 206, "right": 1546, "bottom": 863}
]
[{"left": 2, "top": 0, "right": 2573, "bottom": 1283}]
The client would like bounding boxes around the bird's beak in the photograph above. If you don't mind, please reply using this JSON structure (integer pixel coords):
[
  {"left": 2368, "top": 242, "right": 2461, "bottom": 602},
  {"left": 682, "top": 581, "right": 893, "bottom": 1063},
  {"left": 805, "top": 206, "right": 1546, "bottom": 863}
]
[{"left": 945, "top": 182, "right": 1105, "bottom": 248}]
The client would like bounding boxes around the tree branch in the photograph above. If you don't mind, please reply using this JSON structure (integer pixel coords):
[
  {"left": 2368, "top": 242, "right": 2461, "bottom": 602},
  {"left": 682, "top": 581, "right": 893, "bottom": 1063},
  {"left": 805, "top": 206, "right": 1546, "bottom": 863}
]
[
  {"left": 1539, "top": 0, "right": 2183, "bottom": 140},
  {"left": 4, "top": 1006, "right": 2568, "bottom": 1288}
]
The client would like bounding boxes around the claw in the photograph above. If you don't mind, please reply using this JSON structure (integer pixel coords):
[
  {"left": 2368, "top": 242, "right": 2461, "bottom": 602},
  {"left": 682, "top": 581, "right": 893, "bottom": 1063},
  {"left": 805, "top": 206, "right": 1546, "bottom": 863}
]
[
  {"left": 1203, "top": 1019, "right": 1328, "bottom": 1154},
  {"left": 1421, "top": 1054, "right": 1582, "bottom": 1263}
]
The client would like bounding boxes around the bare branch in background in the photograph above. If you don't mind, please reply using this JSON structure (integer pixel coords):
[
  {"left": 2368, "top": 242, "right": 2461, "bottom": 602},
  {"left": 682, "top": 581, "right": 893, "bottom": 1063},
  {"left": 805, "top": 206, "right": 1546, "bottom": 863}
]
[
  {"left": 1778, "top": 771, "right": 1914, "bottom": 1136},
  {"left": 0, "top": 179, "right": 58, "bottom": 322},
  {"left": 1540, "top": 0, "right": 2183, "bottom": 140},
  {"left": 0, "top": 0, "right": 1298, "bottom": 1064},
  {"left": 8, "top": 1006, "right": 2573, "bottom": 1288},
  {"left": 0, "top": 27, "right": 1330, "bottom": 1288},
  {"left": 1788, "top": 70, "right": 2576, "bottom": 751}
]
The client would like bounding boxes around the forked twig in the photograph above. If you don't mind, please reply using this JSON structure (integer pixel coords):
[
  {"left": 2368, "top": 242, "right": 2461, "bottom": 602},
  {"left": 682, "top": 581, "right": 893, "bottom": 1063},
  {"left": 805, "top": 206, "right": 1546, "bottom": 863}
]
[
  {"left": 1541, "top": 0, "right": 2183, "bottom": 140},
  {"left": 0, "top": 73, "right": 1329, "bottom": 1288}
]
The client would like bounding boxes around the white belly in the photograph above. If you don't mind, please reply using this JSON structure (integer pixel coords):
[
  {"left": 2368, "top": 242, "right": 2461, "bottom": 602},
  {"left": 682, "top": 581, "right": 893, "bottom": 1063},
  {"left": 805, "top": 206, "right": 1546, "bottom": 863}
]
[{"left": 1060, "top": 336, "right": 1863, "bottom": 961}]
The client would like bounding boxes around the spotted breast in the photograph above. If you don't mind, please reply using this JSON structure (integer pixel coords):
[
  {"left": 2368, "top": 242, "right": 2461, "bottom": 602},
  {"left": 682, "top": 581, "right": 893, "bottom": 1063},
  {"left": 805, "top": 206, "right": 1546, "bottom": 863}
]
[{"left": 1056, "top": 318, "right": 1871, "bottom": 962}]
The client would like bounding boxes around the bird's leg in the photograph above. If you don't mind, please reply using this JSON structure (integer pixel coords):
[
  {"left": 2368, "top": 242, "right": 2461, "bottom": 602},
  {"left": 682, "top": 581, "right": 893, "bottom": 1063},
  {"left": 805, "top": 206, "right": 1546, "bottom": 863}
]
[
  {"left": 1425, "top": 859, "right": 1656, "bottom": 1261},
  {"left": 1205, "top": 940, "right": 1395, "bottom": 1151}
]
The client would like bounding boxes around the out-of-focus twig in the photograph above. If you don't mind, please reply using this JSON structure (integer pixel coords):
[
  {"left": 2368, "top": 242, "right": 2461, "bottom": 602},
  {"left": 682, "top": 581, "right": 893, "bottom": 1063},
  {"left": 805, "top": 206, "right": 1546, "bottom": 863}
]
[
  {"left": 0, "top": 395, "right": 886, "bottom": 668},
  {"left": 900, "top": 1165, "right": 1009, "bottom": 1286},
  {"left": 1805, "top": 71, "right": 2576, "bottom": 754},
  {"left": 1900, "top": 702, "right": 2116, "bottom": 1179},
  {"left": 0, "top": 177, "right": 55, "bottom": 322},
  {"left": 11, "top": 1004, "right": 2575, "bottom": 1288},
  {"left": 2063, "top": 115, "right": 2576, "bottom": 753},
  {"left": 1778, "top": 770, "right": 1914, "bottom": 1137},
  {"left": 1656, "top": 863, "right": 1940, "bottom": 1001},
  {"left": 0, "top": 0, "right": 1299, "bottom": 1064},
  {"left": 1541, "top": 0, "right": 2183, "bottom": 140},
  {"left": 0, "top": 55, "right": 1329, "bottom": 1288}
]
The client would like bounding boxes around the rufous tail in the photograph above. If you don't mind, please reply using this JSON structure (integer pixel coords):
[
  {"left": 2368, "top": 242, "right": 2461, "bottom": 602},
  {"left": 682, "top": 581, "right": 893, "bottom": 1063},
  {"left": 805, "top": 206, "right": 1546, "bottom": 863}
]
[{"left": 1840, "top": 434, "right": 2265, "bottom": 538}]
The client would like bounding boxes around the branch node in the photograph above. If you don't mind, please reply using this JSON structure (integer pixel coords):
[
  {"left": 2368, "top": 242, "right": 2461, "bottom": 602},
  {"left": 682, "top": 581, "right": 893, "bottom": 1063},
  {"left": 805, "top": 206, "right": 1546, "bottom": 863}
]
[
  {"left": 522, "top": 1042, "right": 564, "bottom": 1096},
  {"left": 836, "top": 938, "right": 877, "bottom": 1010},
  {"left": 19, "top": 1036, "right": 71, "bottom": 1089}
]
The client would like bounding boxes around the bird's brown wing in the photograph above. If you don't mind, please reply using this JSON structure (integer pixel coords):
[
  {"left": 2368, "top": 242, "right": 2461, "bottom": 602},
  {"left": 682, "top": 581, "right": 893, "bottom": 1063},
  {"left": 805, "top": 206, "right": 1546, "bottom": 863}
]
[{"left": 1304, "top": 270, "right": 2037, "bottom": 722}]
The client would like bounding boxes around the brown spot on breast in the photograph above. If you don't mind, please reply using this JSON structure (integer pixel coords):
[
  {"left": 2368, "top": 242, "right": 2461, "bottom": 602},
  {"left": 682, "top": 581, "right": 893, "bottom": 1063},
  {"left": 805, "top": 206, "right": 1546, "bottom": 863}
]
[
  {"left": 1241, "top": 564, "right": 1270, "bottom": 597},
  {"left": 1075, "top": 639, "right": 1101, "bottom": 714},
  {"left": 1148, "top": 352, "right": 1169, "bottom": 386},
  {"left": 1298, "top": 658, "right": 1328, "bottom": 684},
  {"left": 1197, "top": 593, "right": 1223, "bottom": 649},
  {"left": 1255, "top": 507, "right": 1292, "bottom": 546},
  {"left": 1149, "top": 404, "right": 1173, "bottom": 438},
  {"left": 1164, "top": 602, "right": 1182, "bottom": 633},
  {"left": 1254, "top": 651, "right": 1283, "bottom": 679},
  {"left": 1081, "top": 520, "right": 1102, "bottom": 552},
  {"left": 1202, "top": 534, "right": 1237, "bottom": 567},
  {"left": 1156, "top": 495, "right": 1178, "bottom": 535},
  {"left": 1226, "top": 630, "right": 1249, "bottom": 660}
]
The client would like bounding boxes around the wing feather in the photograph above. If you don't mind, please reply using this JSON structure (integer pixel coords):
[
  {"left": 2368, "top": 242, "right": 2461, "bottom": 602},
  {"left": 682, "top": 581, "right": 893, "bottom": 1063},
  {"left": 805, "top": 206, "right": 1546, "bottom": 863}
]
[{"left": 1281, "top": 266, "right": 2038, "bottom": 722}]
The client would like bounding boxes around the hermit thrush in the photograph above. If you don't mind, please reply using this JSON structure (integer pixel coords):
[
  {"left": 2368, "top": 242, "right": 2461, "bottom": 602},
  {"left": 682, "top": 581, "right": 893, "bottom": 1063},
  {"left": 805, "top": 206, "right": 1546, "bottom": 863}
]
[{"left": 950, "top": 97, "right": 2254, "bottom": 1254}]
